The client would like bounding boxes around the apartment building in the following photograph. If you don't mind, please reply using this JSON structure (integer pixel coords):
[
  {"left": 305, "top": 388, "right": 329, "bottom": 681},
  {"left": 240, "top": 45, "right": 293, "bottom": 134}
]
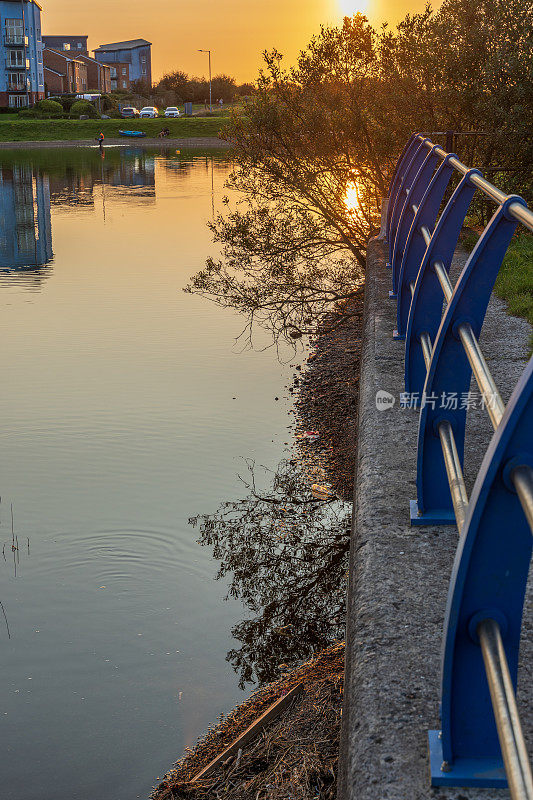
[
  {"left": 77, "top": 53, "right": 110, "bottom": 93},
  {"left": 0, "top": 0, "right": 44, "bottom": 108},
  {"left": 43, "top": 48, "right": 87, "bottom": 94},
  {"left": 42, "top": 34, "right": 88, "bottom": 54},
  {"left": 94, "top": 39, "right": 151, "bottom": 88}
]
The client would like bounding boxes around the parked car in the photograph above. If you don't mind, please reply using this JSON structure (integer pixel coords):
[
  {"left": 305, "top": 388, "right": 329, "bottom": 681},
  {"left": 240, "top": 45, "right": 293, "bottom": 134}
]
[
  {"left": 164, "top": 106, "right": 180, "bottom": 118},
  {"left": 139, "top": 106, "right": 158, "bottom": 118},
  {"left": 121, "top": 106, "right": 140, "bottom": 118}
]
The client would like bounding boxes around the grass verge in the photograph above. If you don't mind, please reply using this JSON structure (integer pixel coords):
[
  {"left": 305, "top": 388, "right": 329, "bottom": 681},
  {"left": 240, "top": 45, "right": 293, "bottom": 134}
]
[
  {"left": 462, "top": 230, "right": 533, "bottom": 353},
  {"left": 0, "top": 116, "right": 228, "bottom": 141},
  {"left": 494, "top": 234, "right": 533, "bottom": 351}
]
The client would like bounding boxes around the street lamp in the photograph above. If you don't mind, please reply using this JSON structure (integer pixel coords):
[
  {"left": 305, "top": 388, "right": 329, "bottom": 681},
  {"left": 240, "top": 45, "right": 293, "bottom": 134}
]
[{"left": 198, "top": 49, "right": 212, "bottom": 112}]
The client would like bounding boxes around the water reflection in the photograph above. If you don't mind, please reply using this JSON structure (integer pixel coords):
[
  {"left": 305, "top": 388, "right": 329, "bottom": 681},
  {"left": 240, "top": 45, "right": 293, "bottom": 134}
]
[
  {"left": 0, "top": 164, "right": 53, "bottom": 284},
  {"left": 190, "top": 458, "right": 350, "bottom": 688},
  {"left": 0, "top": 148, "right": 224, "bottom": 291}
]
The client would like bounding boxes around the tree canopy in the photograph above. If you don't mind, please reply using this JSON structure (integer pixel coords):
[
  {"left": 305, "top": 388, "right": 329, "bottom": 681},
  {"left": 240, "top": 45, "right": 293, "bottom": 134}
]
[{"left": 187, "top": 0, "right": 533, "bottom": 345}]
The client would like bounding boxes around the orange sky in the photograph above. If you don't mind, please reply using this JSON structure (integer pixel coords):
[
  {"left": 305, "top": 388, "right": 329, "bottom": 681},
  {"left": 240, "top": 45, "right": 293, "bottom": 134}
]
[{"left": 42, "top": 0, "right": 441, "bottom": 83}]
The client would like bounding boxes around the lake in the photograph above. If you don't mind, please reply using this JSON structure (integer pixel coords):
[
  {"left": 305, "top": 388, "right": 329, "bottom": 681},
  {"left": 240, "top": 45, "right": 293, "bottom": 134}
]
[{"left": 0, "top": 146, "right": 296, "bottom": 800}]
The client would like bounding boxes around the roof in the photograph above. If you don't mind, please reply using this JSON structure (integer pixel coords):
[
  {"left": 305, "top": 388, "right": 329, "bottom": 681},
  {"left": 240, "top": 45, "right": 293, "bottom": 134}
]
[
  {"left": 43, "top": 48, "right": 87, "bottom": 65},
  {"left": 77, "top": 53, "right": 109, "bottom": 66},
  {"left": 43, "top": 66, "right": 64, "bottom": 76},
  {"left": 42, "top": 35, "right": 88, "bottom": 40},
  {"left": 94, "top": 38, "right": 151, "bottom": 53}
]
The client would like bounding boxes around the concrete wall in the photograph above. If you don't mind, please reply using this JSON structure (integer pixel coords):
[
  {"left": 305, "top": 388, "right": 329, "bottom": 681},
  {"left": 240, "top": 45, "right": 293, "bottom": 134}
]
[{"left": 338, "top": 232, "right": 532, "bottom": 800}]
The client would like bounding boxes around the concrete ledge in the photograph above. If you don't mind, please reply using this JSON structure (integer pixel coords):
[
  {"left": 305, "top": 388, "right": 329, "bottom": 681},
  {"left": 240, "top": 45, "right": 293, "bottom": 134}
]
[{"left": 338, "top": 238, "right": 532, "bottom": 799}]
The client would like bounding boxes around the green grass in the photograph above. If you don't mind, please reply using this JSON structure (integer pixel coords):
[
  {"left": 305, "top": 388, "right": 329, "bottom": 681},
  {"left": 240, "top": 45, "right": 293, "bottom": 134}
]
[
  {"left": 494, "top": 233, "right": 533, "bottom": 353},
  {"left": 0, "top": 115, "right": 229, "bottom": 141}
]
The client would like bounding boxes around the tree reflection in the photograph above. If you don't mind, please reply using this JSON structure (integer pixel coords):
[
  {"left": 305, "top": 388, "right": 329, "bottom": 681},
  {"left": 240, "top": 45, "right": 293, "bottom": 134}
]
[{"left": 189, "top": 458, "right": 350, "bottom": 688}]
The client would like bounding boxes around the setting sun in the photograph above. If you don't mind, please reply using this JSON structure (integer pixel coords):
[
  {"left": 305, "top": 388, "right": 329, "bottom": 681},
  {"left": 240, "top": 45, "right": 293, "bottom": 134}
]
[
  {"left": 338, "top": 0, "right": 369, "bottom": 15},
  {"left": 345, "top": 180, "right": 361, "bottom": 214}
]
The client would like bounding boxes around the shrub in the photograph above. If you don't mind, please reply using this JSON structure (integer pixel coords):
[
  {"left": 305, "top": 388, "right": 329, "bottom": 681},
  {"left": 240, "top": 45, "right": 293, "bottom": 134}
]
[
  {"left": 35, "top": 98, "right": 63, "bottom": 113},
  {"left": 69, "top": 100, "right": 99, "bottom": 118}
]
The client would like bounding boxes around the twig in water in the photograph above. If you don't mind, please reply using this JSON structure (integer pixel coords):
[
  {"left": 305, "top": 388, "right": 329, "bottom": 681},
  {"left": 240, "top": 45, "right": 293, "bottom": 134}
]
[{"left": 0, "top": 600, "right": 11, "bottom": 639}]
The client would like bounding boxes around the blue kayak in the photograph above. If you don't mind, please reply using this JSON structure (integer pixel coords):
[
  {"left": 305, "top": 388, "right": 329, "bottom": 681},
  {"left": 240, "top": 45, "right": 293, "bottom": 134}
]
[{"left": 119, "top": 130, "right": 147, "bottom": 138}]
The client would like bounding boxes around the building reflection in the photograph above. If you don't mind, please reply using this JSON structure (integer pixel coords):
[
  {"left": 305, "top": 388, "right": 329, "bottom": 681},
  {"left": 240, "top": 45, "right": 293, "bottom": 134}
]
[
  {"left": 0, "top": 165, "right": 53, "bottom": 286},
  {"left": 47, "top": 150, "right": 156, "bottom": 207}
]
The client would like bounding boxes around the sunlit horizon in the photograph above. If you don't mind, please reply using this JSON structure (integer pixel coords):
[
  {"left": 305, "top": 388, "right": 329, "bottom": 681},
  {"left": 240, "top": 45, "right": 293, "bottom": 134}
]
[{"left": 42, "top": 0, "right": 441, "bottom": 83}]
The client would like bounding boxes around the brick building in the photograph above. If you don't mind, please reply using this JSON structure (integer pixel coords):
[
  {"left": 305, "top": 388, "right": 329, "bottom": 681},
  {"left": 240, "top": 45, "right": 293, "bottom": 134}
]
[
  {"left": 42, "top": 48, "right": 87, "bottom": 94},
  {"left": 77, "top": 54, "right": 111, "bottom": 93}
]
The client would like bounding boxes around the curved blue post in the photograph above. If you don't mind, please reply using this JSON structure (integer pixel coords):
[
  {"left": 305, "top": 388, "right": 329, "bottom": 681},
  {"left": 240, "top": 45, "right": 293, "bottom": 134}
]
[
  {"left": 393, "top": 154, "right": 457, "bottom": 340},
  {"left": 386, "top": 134, "right": 420, "bottom": 241},
  {"left": 428, "top": 357, "right": 533, "bottom": 787},
  {"left": 412, "top": 197, "right": 526, "bottom": 525},
  {"left": 404, "top": 169, "right": 480, "bottom": 392},
  {"left": 390, "top": 144, "right": 441, "bottom": 299},
  {"left": 388, "top": 138, "right": 430, "bottom": 276}
]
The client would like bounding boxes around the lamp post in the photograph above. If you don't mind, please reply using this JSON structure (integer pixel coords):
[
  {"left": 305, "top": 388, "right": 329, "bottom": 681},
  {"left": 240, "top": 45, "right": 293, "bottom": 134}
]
[{"left": 198, "top": 49, "right": 212, "bottom": 112}]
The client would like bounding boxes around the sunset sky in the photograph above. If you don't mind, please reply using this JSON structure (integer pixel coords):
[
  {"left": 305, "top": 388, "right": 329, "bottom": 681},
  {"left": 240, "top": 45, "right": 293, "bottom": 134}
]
[{"left": 42, "top": 0, "right": 441, "bottom": 83}]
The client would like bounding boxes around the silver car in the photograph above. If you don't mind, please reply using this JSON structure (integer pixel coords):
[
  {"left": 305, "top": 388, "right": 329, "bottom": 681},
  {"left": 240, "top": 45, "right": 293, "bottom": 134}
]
[{"left": 139, "top": 106, "right": 158, "bottom": 118}]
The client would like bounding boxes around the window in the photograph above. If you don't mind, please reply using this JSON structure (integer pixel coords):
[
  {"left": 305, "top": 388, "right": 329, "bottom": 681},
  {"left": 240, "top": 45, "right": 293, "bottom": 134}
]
[
  {"left": 9, "top": 94, "right": 28, "bottom": 108},
  {"left": 122, "top": 67, "right": 127, "bottom": 75},
  {"left": 141, "top": 55, "right": 146, "bottom": 62},
  {"left": 7, "top": 49, "right": 24, "bottom": 67},
  {"left": 5, "top": 18, "right": 24, "bottom": 43},
  {"left": 8, "top": 72, "right": 26, "bottom": 90},
  {"left": 141, "top": 65, "right": 146, "bottom": 75},
  {"left": 77, "top": 42, "right": 83, "bottom": 49},
  {"left": 110, "top": 67, "right": 117, "bottom": 78},
  {"left": 122, "top": 80, "right": 127, "bottom": 88},
  {"left": 63, "top": 43, "right": 70, "bottom": 50}
]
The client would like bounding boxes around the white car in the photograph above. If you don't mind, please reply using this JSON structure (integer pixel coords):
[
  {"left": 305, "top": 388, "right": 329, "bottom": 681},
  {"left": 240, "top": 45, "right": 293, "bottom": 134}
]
[
  {"left": 164, "top": 106, "right": 180, "bottom": 118},
  {"left": 139, "top": 106, "right": 158, "bottom": 118}
]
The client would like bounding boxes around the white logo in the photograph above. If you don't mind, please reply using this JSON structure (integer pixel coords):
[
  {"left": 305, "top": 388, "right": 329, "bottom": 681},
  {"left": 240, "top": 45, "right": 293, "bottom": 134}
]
[{"left": 375, "top": 390, "right": 396, "bottom": 411}]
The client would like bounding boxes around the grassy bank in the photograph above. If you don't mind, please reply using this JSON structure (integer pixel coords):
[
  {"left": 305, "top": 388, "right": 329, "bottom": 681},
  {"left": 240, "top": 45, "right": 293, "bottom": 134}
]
[
  {"left": 494, "top": 234, "right": 533, "bottom": 350},
  {"left": 0, "top": 115, "right": 228, "bottom": 142},
  {"left": 462, "top": 231, "right": 533, "bottom": 352}
]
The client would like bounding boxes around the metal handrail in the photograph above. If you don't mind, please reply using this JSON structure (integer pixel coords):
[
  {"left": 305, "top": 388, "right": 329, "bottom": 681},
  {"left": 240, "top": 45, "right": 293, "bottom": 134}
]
[
  {"left": 478, "top": 619, "right": 533, "bottom": 800},
  {"left": 385, "top": 133, "right": 533, "bottom": 797},
  {"left": 417, "top": 138, "right": 533, "bottom": 231}
]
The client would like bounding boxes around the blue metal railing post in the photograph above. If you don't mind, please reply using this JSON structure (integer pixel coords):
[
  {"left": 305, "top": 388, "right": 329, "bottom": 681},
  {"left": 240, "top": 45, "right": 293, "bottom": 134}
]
[
  {"left": 386, "top": 134, "right": 420, "bottom": 247},
  {"left": 393, "top": 154, "right": 457, "bottom": 340},
  {"left": 387, "top": 138, "right": 430, "bottom": 281},
  {"left": 404, "top": 169, "right": 481, "bottom": 392},
  {"left": 412, "top": 197, "right": 525, "bottom": 525},
  {"left": 390, "top": 143, "right": 438, "bottom": 298},
  {"left": 429, "top": 358, "right": 533, "bottom": 787}
]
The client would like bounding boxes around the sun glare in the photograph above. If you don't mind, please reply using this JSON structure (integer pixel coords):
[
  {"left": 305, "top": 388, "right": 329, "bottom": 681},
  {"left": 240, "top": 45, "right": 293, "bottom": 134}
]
[
  {"left": 339, "top": 0, "right": 369, "bottom": 15},
  {"left": 345, "top": 180, "right": 360, "bottom": 214}
]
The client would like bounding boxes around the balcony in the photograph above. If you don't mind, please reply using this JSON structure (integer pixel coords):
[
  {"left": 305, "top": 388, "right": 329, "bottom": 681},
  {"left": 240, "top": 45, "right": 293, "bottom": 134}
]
[
  {"left": 4, "top": 35, "right": 28, "bottom": 47},
  {"left": 5, "top": 59, "right": 28, "bottom": 70},
  {"left": 8, "top": 80, "right": 28, "bottom": 92}
]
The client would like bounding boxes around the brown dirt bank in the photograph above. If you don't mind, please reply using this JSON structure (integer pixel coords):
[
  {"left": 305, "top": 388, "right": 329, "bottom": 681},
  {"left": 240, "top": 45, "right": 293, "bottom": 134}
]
[
  {"left": 293, "top": 290, "right": 364, "bottom": 502},
  {"left": 152, "top": 643, "right": 344, "bottom": 800},
  {"left": 0, "top": 137, "right": 229, "bottom": 150}
]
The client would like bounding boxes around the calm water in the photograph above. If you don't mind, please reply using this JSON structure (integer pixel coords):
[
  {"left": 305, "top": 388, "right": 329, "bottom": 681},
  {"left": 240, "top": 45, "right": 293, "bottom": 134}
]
[{"left": 0, "top": 147, "right": 295, "bottom": 800}]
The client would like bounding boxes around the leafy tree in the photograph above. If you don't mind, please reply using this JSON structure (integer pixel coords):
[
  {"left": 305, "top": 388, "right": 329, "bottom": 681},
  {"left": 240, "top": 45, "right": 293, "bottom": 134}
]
[
  {"left": 157, "top": 69, "right": 189, "bottom": 100},
  {"left": 211, "top": 74, "right": 237, "bottom": 103},
  {"left": 190, "top": 459, "right": 350, "bottom": 687},
  {"left": 187, "top": 0, "right": 533, "bottom": 344}
]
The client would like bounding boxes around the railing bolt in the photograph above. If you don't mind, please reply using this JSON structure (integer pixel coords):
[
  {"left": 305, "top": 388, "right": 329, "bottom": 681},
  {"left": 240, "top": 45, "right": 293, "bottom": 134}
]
[
  {"left": 440, "top": 760, "right": 451, "bottom": 773},
  {"left": 438, "top": 731, "right": 442, "bottom": 739}
]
